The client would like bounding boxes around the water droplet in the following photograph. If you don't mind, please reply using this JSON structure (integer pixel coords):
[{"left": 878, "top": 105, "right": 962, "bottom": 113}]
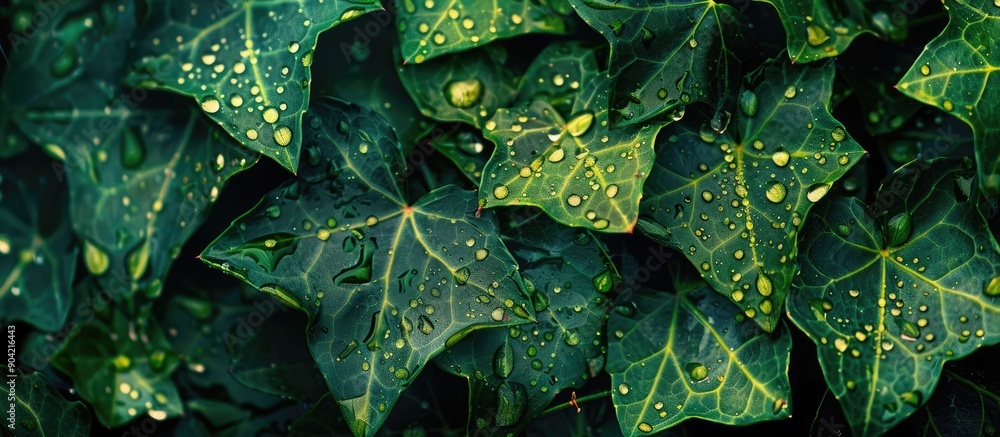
[
  {"left": 201, "top": 97, "right": 220, "bottom": 114},
  {"left": 263, "top": 107, "right": 279, "bottom": 123},
  {"left": 886, "top": 212, "right": 913, "bottom": 247},
  {"left": 687, "top": 362, "right": 708, "bottom": 381},
  {"left": 548, "top": 148, "right": 565, "bottom": 163},
  {"left": 490, "top": 307, "right": 505, "bottom": 321},
  {"left": 273, "top": 126, "right": 293, "bottom": 146},
  {"left": 806, "top": 183, "right": 831, "bottom": 202},
  {"left": 418, "top": 315, "right": 434, "bottom": 334},
  {"left": 50, "top": 48, "right": 77, "bottom": 77},
  {"left": 638, "top": 422, "right": 653, "bottom": 433},
  {"left": 765, "top": 180, "right": 787, "bottom": 203},
  {"left": 475, "top": 248, "right": 489, "bottom": 261},
  {"left": 771, "top": 149, "right": 790, "bottom": 167},
  {"left": 984, "top": 276, "right": 1000, "bottom": 296},
  {"left": 445, "top": 78, "right": 482, "bottom": 108},
  {"left": 756, "top": 272, "right": 773, "bottom": 297},
  {"left": 493, "top": 185, "right": 509, "bottom": 200},
  {"left": 494, "top": 343, "right": 514, "bottom": 378},
  {"left": 454, "top": 267, "right": 471, "bottom": 285},
  {"left": 783, "top": 85, "right": 797, "bottom": 99},
  {"left": 617, "top": 383, "right": 630, "bottom": 395},
  {"left": 739, "top": 90, "right": 758, "bottom": 117},
  {"left": 83, "top": 240, "right": 109, "bottom": 275},
  {"left": 806, "top": 24, "right": 830, "bottom": 46},
  {"left": 395, "top": 368, "right": 410, "bottom": 379},
  {"left": 566, "top": 112, "right": 594, "bottom": 137},
  {"left": 831, "top": 126, "right": 846, "bottom": 142}
]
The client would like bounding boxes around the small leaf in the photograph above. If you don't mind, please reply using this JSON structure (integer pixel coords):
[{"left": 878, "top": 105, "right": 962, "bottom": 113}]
[
  {"left": 638, "top": 57, "right": 865, "bottom": 332},
  {"left": 897, "top": 0, "right": 1000, "bottom": 195},
  {"left": 569, "top": 0, "right": 747, "bottom": 126},
  {"left": 786, "top": 158, "right": 1000, "bottom": 436},
  {"left": 515, "top": 41, "right": 601, "bottom": 114},
  {"left": 607, "top": 276, "right": 793, "bottom": 436},
  {"left": 200, "top": 98, "right": 534, "bottom": 436},
  {"left": 480, "top": 74, "right": 665, "bottom": 233},
  {"left": 127, "top": 0, "right": 382, "bottom": 171},
  {"left": 51, "top": 308, "right": 183, "bottom": 427},
  {"left": 760, "top": 0, "right": 896, "bottom": 63},
  {"left": 395, "top": 0, "right": 572, "bottom": 64},
  {"left": 397, "top": 44, "right": 518, "bottom": 129}
]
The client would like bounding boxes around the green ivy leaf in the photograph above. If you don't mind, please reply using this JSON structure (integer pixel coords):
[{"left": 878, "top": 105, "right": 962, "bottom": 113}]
[
  {"left": 127, "top": 0, "right": 382, "bottom": 171},
  {"left": 896, "top": 0, "right": 1000, "bottom": 196},
  {"left": 607, "top": 279, "right": 793, "bottom": 436},
  {"left": 569, "top": 0, "right": 746, "bottom": 127},
  {"left": 51, "top": 309, "right": 183, "bottom": 427},
  {"left": 435, "top": 214, "right": 617, "bottom": 435},
  {"left": 0, "top": 150, "right": 77, "bottom": 332},
  {"left": 480, "top": 74, "right": 665, "bottom": 233},
  {"left": 785, "top": 158, "right": 1000, "bottom": 436},
  {"left": 515, "top": 41, "right": 601, "bottom": 114},
  {"left": 637, "top": 57, "right": 865, "bottom": 332},
  {"left": 427, "top": 128, "right": 492, "bottom": 184},
  {"left": 200, "top": 98, "right": 535, "bottom": 436},
  {"left": 3, "top": 371, "right": 91, "bottom": 437},
  {"left": 397, "top": 44, "right": 518, "bottom": 129},
  {"left": 395, "top": 0, "right": 573, "bottom": 64},
  {"left": 760, "top": 0, "right": 905, "bottom": 63}
]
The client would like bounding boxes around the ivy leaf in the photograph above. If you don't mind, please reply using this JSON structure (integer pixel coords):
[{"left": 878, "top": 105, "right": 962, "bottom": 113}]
[
  {"left": 607, "top": 278, "right": 793, "bottom": 436},
  {"left": 51, "top": 309, "right": 184, "bottom": 427},
  {"left": 395, "top": 0, "right": 573, "bottom": 64},
  {"left": 896, "top": 0, "right": 1000, "bottom": 196},
  {"left": 435, "top": 213, "right": 617, "bottom": 435},
  {"left": 427, "top": 128, "right": 493, "bottom": 184},
  {"left": 760, "top": 0, "right": 907, "bottom": 63},
  {"left": 569, "top": 0, "right": 746, "bottom": 127},
  {"left": 0, "top": 150, "right": 77, "bottom": 332},
  {"left": 3, "top": 371, "right": 91, "bottom": 437},
  {"left": 127, "top": 0, "right": 382, "bottom": 171},
  {"left": 515, "top": 41, "right": 601, "bottom": 114},
  {"left": 200, "top": 98, "right": 535, "bottom": 436},
  {"left": 287, "top": 394, "right": 354, "bottom": 436},
  {"left": 637, "top": 57, "right": 865, "bottom": 332},
  {"left": 397, "top": 44, "right": 518, "bottom": 129},
  {"left": 785, "top": 158, "right": 1000, "bottom": 436},
  {"left": 480, "top": 74, "right": 665, "bottom": 233}
]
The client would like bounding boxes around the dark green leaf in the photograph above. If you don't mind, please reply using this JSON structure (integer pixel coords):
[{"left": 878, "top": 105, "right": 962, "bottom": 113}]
[
  {"left": 897, "top": 0, "right": 1000, "bottom": 196},
  {"left": 0, "top": 150, "right": 77, "bottom": 331},
  {"left": 395, "top": 0, "right": 573, "bottom": 64},
  {"left": 480, "top": 74, "right": 665, "bottom": 233},
  {"left": 607, "top": 278, "right": 793, "bottom": 436},
  {"left": 908, "top": 368, "right": 1000, "bottom": 436},
  {"left": 637, "top": 57, "right": 865, "bottom": 332},
  {"left": 569, "top": 0, "right": 746, "bottom": 126},
  {"left": 397, "top": 44, "right": 518, "bottom": 129},
  {"left": 287, "top": 394, "right": 354, "bottom": 436},
  {"left": 51, "top": 309, "right": 183, "bottom": 427},
  {"left": 515, "top": 41, "right": 601, "bottom": 114},
  {"left": 435, "top": 214, "right": 617, "bottom": 435},
  {"left": 3, "top": 371, "right": 91, "bottom": 437},
  {"left": 785, "top": 158, "right": 1000, "bottom": 436},
  {"left": 427, "top": 128, "right": 492, "bottom": 184},
  {"left": 127, "top": 0, "right": 382, "bottom": 171},
  {"left": 200, "top": 98, "right": 535, "bottom": 436}
]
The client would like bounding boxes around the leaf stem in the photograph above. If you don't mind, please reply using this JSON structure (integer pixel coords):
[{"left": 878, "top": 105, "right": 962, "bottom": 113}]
[
  {"left": 906, "top": 11, "right": 948, "bottom": 27},
  {"left": 537, "top": 390, "right": 611, "bottom": 417}
]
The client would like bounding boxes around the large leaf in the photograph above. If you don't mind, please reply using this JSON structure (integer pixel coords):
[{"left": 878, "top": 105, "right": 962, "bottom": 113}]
[
  {"left": 435, "top": 214, "right": 617, "bottom": 435},
  {"left": 397, "top": 44, "right": 518, "bottom": 129},
  {"left": 6, "top": 0, "right": 258, "bottom": 299},
  {"left": 637, "top": 57, "right": 866, "bottom": 332},
  {"left": 760, "top": 0, "right": 911, "bottom": 63},
  {"left": 50, "top": 309, "right": 184, "bottom": 427},
  {"left": 607, "top": 275, "right": 793, "bottom": 436},
  {"left": 395, "top": 0, "right": 573, "bottom": 64},
  {"left": 3, "top": 371, "right": 91, "bottom": 437},
  {"left": 200, "top": 98, "right": 535, "bottom": 436},
  {"left": 0, "top": 150, "right": 77, "bottom": 331},
  {"left": 569, "top": 0, "right": 746, "bottom": 127},
  {"left": 896, "top": 0, "right": 1000, "bottom": 196},
  {"left": 127, "top": 0, "right": 382, "bottom": 171},
  {"left": 480, "top": 74, "right": 665, "bottom": 233},
  {"left": 785, "top": 158, "right": 1000, "bottom": 436}
]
